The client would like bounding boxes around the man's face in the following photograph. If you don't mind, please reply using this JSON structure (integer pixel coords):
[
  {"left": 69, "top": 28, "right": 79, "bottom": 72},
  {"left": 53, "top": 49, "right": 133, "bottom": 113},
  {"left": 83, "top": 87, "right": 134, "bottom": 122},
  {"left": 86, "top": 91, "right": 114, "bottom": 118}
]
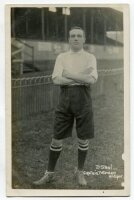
[{"left": 69, "top": 29, "right": 85, "bottom": 51}]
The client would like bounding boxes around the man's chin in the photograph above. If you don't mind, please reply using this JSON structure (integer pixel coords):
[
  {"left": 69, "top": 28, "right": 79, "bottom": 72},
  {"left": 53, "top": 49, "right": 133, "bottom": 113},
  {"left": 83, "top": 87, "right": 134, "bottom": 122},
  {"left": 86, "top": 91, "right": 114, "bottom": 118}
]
[{"left": 71, "top": 46, "right": 82, "bottom": 51}]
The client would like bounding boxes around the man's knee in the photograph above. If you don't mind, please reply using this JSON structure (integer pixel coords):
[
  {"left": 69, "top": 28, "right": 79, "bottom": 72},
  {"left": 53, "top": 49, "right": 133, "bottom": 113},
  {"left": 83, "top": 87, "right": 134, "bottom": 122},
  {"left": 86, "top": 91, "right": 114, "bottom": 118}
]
[{"left": 51, "top": 138, "right": 63, "bottom": 147}]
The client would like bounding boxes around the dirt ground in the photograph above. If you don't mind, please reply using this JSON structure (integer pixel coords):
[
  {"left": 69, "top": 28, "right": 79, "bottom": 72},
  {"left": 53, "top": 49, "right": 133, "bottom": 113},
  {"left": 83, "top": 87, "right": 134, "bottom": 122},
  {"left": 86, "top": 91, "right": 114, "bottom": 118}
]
[{"left": 12, "top": 85, "right": 124, "bottom": 190}]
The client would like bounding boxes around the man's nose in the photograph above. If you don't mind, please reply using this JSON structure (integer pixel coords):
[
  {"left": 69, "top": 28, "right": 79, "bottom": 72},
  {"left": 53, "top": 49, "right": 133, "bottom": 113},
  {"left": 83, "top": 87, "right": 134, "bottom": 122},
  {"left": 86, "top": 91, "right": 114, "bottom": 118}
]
[{"left": 74, "top": 36, "right": 78, "bottom": 40}]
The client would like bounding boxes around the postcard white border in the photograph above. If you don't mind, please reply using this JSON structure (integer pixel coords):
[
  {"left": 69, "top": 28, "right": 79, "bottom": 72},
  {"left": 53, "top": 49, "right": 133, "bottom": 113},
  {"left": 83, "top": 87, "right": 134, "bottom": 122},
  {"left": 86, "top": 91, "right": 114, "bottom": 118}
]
[{"left": 5, "top": 3, "right": 130, "bottom": 197}]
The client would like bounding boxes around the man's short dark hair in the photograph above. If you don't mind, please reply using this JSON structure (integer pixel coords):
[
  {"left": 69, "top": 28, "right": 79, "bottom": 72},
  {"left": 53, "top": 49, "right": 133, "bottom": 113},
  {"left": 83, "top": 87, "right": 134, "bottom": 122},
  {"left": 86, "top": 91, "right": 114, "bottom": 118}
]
[
  {"left": 70, "top": 26, "right": 83, "bottom": 31},
  {"left": 69, "top": 26, "right": 85, "bottom": 37}
]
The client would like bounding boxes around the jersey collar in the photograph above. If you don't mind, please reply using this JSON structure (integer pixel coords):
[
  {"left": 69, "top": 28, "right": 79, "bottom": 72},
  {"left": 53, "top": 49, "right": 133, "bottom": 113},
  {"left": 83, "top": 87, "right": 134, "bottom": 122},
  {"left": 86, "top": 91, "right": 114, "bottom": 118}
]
[{"left": 69, "top": 48, "right": 84, "bottom": 54}]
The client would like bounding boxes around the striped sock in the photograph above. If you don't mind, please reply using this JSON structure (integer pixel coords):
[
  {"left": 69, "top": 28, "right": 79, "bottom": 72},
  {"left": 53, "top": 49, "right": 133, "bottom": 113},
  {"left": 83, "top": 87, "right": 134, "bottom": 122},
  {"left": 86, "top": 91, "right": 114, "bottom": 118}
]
[
  {"left": 47, "top": 144, "right": 62, "bottom": 172},
  {"left": 78, "top": 141, "right": 89, "bottom": 171}
]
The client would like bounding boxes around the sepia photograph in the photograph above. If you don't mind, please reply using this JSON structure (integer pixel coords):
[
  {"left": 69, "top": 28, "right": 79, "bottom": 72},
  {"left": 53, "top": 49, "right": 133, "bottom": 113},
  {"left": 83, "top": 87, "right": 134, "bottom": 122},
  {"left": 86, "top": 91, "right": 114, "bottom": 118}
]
[{"left": 6, "top": 4, "right": 130, "bottom": 196}]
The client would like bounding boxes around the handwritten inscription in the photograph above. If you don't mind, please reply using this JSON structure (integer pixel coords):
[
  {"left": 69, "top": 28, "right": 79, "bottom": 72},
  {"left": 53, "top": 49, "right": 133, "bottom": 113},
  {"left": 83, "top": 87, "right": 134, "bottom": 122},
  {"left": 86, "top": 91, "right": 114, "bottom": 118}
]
[
  {"left": 95, "top": 164, "right": 113, "bottom": 170},
  {"left": 83, "top": 164, "right": 123, "bottom": 180}
]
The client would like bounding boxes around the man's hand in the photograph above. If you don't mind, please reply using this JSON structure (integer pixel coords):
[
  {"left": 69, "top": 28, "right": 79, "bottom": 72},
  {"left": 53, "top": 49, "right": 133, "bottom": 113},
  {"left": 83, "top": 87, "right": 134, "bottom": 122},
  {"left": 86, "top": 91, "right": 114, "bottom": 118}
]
[{"left": 62, "top": 69, "right": 72, "bottom": 78}]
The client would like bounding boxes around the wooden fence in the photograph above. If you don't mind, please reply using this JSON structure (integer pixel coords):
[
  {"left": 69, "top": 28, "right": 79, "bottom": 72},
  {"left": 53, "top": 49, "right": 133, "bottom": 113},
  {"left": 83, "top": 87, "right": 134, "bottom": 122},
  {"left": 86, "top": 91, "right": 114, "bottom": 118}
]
[{"left": 12, "top": 68, "right": 123, "bottom": 121}]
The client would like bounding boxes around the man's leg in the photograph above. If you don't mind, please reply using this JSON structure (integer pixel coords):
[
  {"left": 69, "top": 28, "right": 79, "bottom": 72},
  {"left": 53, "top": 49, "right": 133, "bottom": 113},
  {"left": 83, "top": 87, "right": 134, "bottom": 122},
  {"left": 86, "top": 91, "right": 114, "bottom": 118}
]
[
  {"left": 72, "top": 86, "right": 93, "bottom": 186},
  {"left": 75, "top": 138, "right": 89, "bottom": 186},
  {"left": 78, "top": 138, "right": 89, "bottom": 171},
  {"left": 47, "top": 138, "right": 63, "bottom": 172},
  {"left": 33, "top": 138, "right": 62, "bottom": 185}
]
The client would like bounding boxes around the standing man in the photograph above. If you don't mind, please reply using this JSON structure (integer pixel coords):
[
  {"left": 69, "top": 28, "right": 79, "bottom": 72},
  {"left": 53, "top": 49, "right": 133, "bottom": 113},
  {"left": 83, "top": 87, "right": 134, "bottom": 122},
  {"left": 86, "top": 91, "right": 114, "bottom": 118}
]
[{"left": 34, "top": 27, "right": 98, "bottom": 186}]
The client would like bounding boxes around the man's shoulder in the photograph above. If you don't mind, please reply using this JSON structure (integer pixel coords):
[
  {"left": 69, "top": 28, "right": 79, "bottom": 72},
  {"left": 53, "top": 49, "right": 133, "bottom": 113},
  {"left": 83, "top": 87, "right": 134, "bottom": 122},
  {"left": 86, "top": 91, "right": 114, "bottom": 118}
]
[
  {"left": 83, "top": 50, "right": 96, "bottom": 58},
  {"left": 83, "top": 51, "right": 96, "bottom": 62}
]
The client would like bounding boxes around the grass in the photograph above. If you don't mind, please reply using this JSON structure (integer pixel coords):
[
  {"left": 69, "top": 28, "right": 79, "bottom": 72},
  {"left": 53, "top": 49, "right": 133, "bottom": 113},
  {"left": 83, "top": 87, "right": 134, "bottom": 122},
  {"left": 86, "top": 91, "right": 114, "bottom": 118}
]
[{"left": 12, "top": 82, "right": 124, "bottom": 190}]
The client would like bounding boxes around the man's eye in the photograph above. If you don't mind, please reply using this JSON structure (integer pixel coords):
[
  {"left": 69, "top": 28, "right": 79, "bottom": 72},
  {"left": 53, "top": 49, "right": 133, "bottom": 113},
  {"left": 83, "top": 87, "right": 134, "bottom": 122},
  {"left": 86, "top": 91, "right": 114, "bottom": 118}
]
[
  {"left": 70, "top": 34, "right": 82, "bottom": 38},
  {"left": 71, "top": 35, "right": 75, "bottom": 38},
  {"left": 77, "top": 34, "right": 82, "bottom": 38}
]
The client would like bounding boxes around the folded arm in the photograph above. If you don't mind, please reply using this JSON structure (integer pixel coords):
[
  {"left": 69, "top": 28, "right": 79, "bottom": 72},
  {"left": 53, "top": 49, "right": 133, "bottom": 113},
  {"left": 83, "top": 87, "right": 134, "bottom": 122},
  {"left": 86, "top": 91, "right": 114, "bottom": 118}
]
[
  {"left": 52, "top": 76, "right": 77, "bottom": 85},
  {"left": 62, "top": 68, "right": 96, "bottom": 84},
  {"left": 62, "top": 54, "right": 98, "bottom": 84},
  {"left": 52, "top": 53, "right": 98, "bottom": 85}
]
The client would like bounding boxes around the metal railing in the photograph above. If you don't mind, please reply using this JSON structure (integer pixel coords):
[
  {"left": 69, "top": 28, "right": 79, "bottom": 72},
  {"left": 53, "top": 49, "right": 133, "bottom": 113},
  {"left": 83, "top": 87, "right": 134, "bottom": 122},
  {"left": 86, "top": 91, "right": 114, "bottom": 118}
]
[{"left": 12, "top": 68, "right": 123, "bottom": 121}]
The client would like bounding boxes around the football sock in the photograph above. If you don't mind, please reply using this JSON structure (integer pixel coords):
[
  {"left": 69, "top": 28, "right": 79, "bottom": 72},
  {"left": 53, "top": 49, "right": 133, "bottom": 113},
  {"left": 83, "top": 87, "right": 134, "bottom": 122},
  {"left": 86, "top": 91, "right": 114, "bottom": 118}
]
[
  {"left": 47, "top": 144, "right": 62, "bottom": 172},
  {"left": 78, "top": 141, "right": 89, "bottom": 171}
]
